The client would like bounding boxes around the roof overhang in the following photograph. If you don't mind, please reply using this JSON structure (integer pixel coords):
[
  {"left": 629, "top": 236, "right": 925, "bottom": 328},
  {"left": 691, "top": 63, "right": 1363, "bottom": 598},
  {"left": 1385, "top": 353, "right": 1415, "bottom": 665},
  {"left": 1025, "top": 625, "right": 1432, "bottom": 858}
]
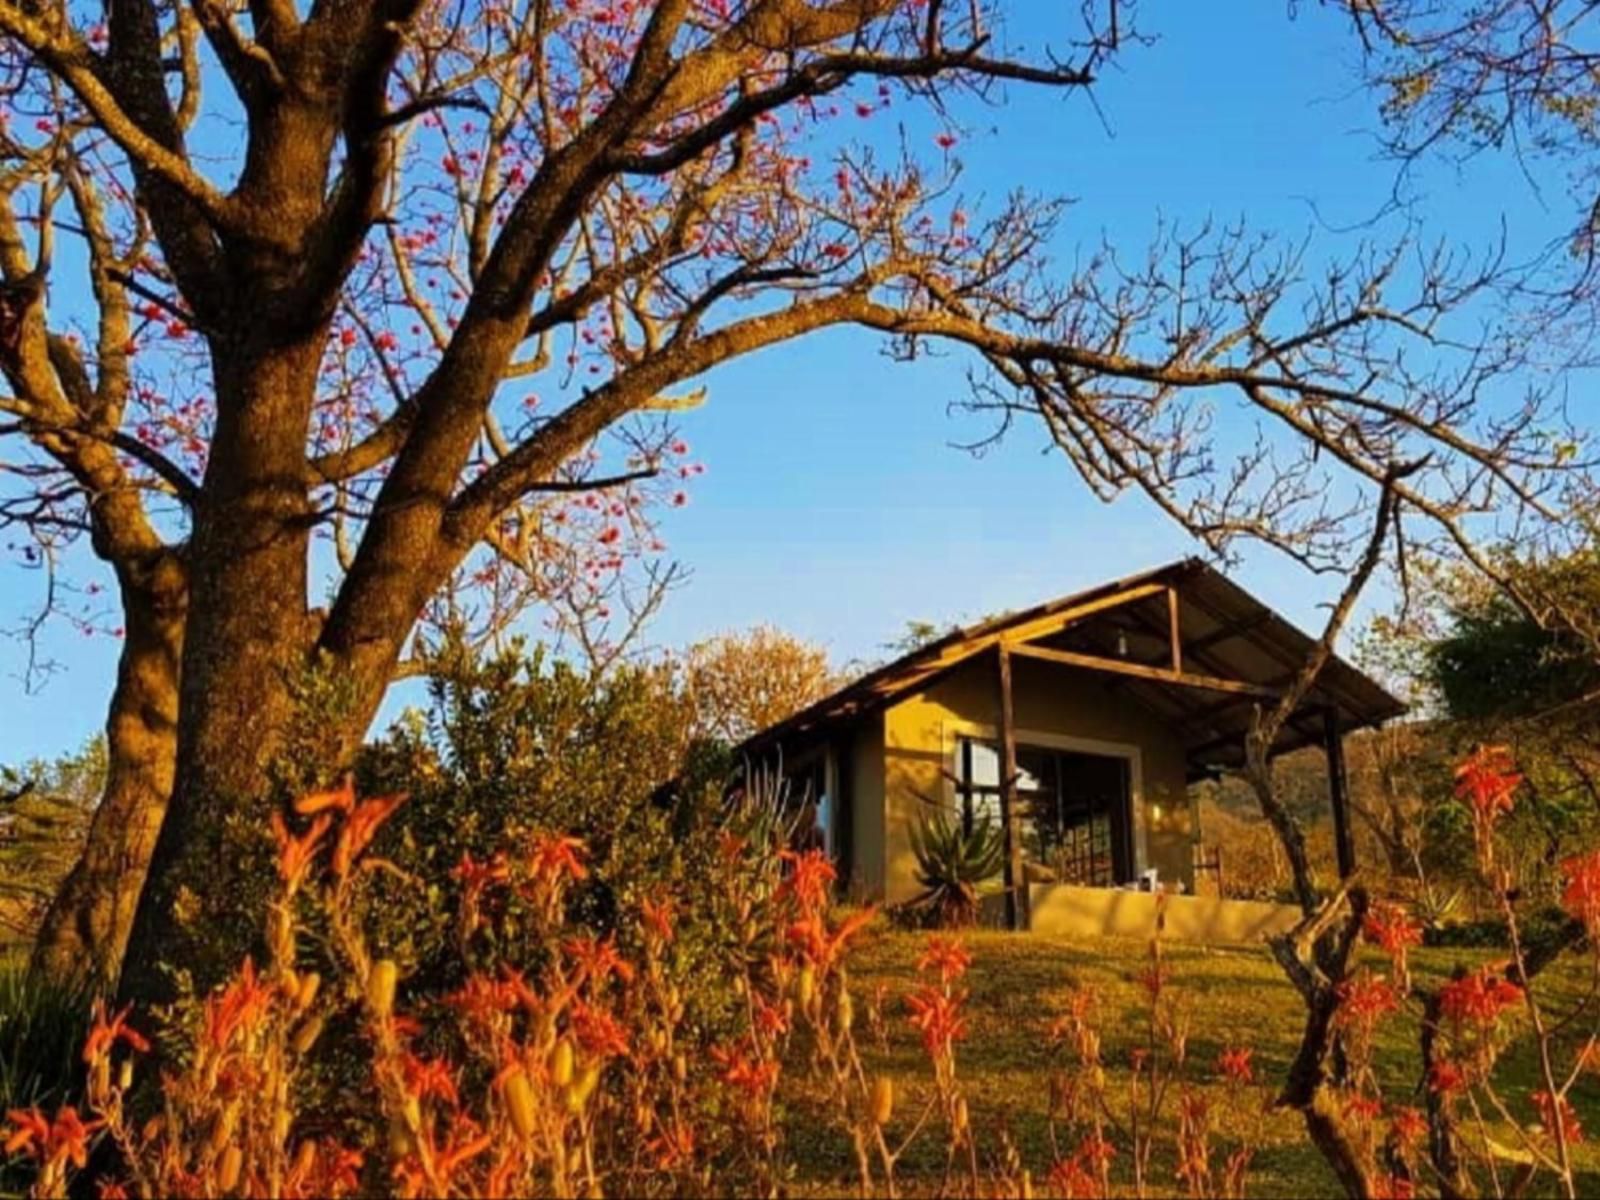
[{"left": 741, "top": 558, "right": 1407, "bottom": 775}]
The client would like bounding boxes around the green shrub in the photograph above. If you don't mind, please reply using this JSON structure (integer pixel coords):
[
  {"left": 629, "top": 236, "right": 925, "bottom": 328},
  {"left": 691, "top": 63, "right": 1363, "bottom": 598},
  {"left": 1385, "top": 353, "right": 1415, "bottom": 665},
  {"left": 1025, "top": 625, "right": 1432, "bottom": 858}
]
[{"left": 0, "top": 961, "right": 91, "bottom": 1191}]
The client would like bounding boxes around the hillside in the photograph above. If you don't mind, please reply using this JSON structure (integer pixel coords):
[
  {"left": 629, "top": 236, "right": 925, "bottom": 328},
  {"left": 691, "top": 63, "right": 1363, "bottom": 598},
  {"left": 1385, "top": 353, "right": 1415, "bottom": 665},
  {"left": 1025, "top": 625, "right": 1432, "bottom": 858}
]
[{"left": 787, "top": 928, "right": 1600, "bottom": 1197}]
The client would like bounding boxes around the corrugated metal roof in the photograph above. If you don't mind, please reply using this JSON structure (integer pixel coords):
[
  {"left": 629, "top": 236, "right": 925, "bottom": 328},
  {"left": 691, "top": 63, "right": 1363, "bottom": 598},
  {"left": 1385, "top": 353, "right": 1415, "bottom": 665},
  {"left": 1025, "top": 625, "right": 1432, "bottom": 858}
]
[{"left": 742, "top": 557, "right": 1407, "bottom": 773}]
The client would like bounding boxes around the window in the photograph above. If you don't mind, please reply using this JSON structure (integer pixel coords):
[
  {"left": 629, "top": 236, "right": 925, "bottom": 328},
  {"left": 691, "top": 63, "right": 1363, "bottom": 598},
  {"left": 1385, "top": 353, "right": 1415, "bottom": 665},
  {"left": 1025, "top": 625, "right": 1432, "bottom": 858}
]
[
  {"left": 787, "top": 756, "right": 831, "bottom": 856},
  {"left": 955, "top": 738, "right": 1133, "bottom": 887}
]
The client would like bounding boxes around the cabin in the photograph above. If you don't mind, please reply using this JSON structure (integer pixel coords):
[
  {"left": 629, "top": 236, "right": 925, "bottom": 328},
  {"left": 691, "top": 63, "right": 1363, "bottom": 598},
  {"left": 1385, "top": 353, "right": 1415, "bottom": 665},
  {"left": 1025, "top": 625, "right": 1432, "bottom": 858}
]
[{"left": 740, "top": 559, "right": 1406, "bottom": 942}]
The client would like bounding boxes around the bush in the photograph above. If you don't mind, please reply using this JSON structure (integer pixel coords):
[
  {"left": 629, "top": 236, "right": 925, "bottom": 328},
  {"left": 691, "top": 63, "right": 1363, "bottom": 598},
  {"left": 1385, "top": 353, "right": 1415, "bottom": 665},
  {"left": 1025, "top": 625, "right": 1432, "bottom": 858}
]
[{"left": 0, "top": 963, "right": 91, "bottom": 1194}]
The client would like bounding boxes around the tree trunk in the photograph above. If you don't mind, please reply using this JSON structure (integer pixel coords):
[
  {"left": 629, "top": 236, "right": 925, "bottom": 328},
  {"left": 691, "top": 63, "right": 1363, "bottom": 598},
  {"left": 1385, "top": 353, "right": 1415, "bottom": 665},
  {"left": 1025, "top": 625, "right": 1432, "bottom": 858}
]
[
  {"left": 117, "top": 335, "right": 341, "bottom": 1005},
  {"left": 30, "top": 550, "right": 185, "bottom": 986}
]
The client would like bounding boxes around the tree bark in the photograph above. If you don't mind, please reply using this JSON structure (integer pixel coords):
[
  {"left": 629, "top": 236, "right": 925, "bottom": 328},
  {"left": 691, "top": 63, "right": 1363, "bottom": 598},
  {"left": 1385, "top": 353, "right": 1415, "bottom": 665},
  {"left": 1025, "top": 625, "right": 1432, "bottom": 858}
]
[
  {"left": 117, "top": 334, "right": 334, "bottom": 1004},
  {"left": 30, "top": 550, "right": 185, "bottom": 986}
]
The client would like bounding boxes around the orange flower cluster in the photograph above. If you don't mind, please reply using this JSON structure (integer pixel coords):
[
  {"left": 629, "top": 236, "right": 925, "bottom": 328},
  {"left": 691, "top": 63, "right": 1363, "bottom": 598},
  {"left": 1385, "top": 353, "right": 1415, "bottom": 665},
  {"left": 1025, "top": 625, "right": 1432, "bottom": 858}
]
[
  {"left": 1362, "top": 901, "right": 1423, "bottom": 984},
  {"left": 1453, "top": 744, "right": 1523, "bottom": 822},
  {"left": 1561, "top": 848, "right": 1600, "bottom": 935},
  {"left": 917, "top": 935, "right": 972, "bottom": 986},
  {"left": 905, "top": 984, "right": 969, "bottom": 1058},
  {"left": 1217, "top": 1045, "right": 1254, "bottom": 1085},
  {"left": 3, "top": 1106, "right": 98, "bottom": 1172},
  {"left": 1438, "top": 968, "right": 1523, "bottom": 1027},
  {"left": 1335, "top": 969, "right": 1403, "bottom": 1032},
  {"left": 1533, "top": 1089, "right": 1585, "bottom": 1145}
]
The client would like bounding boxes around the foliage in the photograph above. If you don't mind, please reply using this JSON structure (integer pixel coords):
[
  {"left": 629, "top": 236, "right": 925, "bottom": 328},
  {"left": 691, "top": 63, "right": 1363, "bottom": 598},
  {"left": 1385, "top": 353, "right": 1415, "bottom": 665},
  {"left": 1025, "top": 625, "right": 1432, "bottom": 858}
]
[
  {"left": 0, "top": 741, "right": 103, "bottom": 947},
  {"left": 11, "top": 751, "right": 1600, "bottom": 1196},
  {"left": 682, "top": 626, "right": 838, "bottom": 745},
  {"left": 904, "top": 811, "right": 1005, "bottom": 929},
  {"left": 0, "top": 965, "right": 91, "bottom": 1195},
  {"left": 1, "top": 772, "right": 1286, "bottom": 1200},
  {"left": 352, "top": 640, "right": 723, "bottom": 998},
  {"left": 1424, "top": 551, "right": 1600, "bottom": 724}
]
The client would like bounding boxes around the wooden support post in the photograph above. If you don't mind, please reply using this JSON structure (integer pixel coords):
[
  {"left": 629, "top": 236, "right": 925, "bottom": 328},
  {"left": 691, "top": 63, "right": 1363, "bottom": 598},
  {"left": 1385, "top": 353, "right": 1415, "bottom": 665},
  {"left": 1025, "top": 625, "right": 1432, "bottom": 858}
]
[
  {"left": 996, "top": 645, "right": 1026, "bottom": 930},
  {"left": 1324, "top": 707, "right": 1356, "bottom": 879},
  {"left": 1167, "top": 587, "right": 1182, "bottom": 674}
]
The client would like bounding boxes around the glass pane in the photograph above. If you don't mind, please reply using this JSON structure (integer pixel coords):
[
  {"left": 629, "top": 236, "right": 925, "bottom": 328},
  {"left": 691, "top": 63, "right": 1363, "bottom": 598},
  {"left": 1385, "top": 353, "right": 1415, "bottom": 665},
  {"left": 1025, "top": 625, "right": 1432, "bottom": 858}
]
[{"left": 964, "top": 739, "right": 1000, "bottom": 788}]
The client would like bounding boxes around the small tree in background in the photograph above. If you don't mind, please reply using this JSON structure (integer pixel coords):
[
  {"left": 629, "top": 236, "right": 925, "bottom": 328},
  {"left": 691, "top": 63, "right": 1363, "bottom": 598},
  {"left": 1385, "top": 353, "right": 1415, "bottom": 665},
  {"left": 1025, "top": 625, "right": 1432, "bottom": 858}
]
[
  {"left": 683, "top": 625, "right": 838, "bottom": 746},
  {"left": 0, "top": 742, "right": 102, "bottom": 949}
]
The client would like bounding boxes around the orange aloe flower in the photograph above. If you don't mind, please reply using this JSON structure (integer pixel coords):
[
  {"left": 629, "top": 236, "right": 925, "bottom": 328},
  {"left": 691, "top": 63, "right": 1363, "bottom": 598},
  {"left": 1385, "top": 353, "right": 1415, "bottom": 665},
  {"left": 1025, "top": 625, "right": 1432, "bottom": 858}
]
[
  {"left": 3, "top": 1105, "right": 100, "bottom": 1168},
  {"left": 562, "top": 935, "right": 635, "bottom": 988},
  {"left": 294, "top": 774, "right": 356, "bottom": 816},
  {"left": 272, "top": 809, "right": 333, "bottom": 891},
  {"left": 452, "top": 850, "right": 510, "bottom": 900},
  {"left": 1363, "top": 901, "right": 1423, "bottom": 982},
  {"left": 709, "top": 1043, "right": 781, "bottom": 1101},
  {"left": 1389, "top": 1106, "right": 1428, "bottom": 1150},
  {"left": 204, "top": 957, "right": 276, "bottom": 1050},
  {"left": 528, "top": 832, "right": 588, "bottom": 885},
  {"left": 401, "top": 1052, "right": 461, "bottom": 1108},
  {"left": 569, "top": 1000, "right": 631, "bottom": 1059},
  {"left": 1534, "top": 1090, "right": 1585, "bottom": 1145},
  {"left": 785, "top": 907, "right": 875, "bottom": 970},
  {"left": 1454, "top": 745, "right": 1522, "bottom": 824},
  {"left": 639, "top": 893, "right": 675, "bottom": 943},
  {"left": 778, "top": 847, "right": 837, "bottom": 911},
  {"left": 1439, "top": 967, "right": 1523, "bottom": 1027},
  {"left": 752, "top": 992, "right": 790, "bottom": 1039},
  {"left": 905, "top": 983, "right": 968, "bottom": 1056},
  {"left": 1334, "top": 969, "right": 1402, "bottom": 1034},
  {"left": 1217, "top": 1045, "right": 1254, "bottom": 1084},
  {"left": 1562, "top": 848, "right": 1600, "bottom": 934},
  {"left": 82, "top": 999, "right": 150, "bottom": 1064},
  {"left": 332, "top": 791, "right": 405, "bottom": 877},
  {"left": 917, "top": 936, "right": 972, "bottom": 985}
]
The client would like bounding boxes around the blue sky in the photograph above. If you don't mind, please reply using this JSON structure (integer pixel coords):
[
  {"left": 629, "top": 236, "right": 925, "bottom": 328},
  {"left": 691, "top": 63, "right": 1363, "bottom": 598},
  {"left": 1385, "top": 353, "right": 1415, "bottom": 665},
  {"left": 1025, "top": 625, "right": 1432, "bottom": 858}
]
[{"left": 2, "top": 5, "right": 1578, "bottom": 764}]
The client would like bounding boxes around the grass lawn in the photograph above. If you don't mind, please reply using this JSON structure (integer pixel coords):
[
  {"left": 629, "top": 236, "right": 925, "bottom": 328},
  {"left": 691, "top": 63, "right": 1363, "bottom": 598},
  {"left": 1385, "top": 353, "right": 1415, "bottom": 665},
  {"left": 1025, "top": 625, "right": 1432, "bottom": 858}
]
[{"left": 783, "top": 926, "right": 1600, "bottom": 1197}]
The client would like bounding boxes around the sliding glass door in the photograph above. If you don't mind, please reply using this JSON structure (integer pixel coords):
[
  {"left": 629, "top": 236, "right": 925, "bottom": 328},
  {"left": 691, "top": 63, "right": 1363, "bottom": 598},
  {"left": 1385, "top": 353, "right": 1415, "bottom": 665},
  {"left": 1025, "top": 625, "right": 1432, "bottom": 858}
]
[{"left": 955, "top": 738, "right": 1134, "bottom": 887}]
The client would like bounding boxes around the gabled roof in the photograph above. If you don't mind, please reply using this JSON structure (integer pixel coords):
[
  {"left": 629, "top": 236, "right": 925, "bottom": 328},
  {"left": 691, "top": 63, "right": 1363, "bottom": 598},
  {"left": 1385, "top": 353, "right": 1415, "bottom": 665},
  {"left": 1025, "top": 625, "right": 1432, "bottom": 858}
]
[{"left": 743, "top": 558, "right": 1407, "bottom": 774}]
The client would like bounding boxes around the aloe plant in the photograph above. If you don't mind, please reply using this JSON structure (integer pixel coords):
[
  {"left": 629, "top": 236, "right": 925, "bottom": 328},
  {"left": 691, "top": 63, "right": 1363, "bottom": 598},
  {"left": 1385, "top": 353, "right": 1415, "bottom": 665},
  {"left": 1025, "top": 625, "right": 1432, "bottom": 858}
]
[{"left": 907, "top": 811, "right": 1006, "bottom": 928}]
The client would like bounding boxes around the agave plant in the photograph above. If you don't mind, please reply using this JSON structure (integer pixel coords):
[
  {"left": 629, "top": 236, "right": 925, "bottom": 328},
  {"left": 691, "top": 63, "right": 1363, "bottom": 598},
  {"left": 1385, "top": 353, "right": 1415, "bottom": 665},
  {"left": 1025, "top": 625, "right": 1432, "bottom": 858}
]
[{"left": 907, "top": 811, "right": 1006, "bottom": 928}]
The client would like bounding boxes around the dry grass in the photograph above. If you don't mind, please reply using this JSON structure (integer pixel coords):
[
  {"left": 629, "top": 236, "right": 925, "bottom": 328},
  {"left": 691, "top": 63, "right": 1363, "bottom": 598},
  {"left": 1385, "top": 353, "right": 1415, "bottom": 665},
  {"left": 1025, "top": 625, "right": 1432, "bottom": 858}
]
[{"left": 785, "top": 927, "right": 1600, "bottom": 1197}]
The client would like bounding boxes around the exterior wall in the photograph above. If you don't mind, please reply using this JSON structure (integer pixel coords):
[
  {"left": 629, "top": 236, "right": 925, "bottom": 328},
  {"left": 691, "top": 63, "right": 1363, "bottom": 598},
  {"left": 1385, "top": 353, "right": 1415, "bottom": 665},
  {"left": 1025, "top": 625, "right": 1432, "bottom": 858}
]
[
  {"left": 880, "top": 654, "right": 1196, "bottom": 907},
  {"left": 1025, "top": 884, "right": 1300, "bottom": 943},
  {"left": 847, "top": 713, "right": 886, "bottom": 901}
]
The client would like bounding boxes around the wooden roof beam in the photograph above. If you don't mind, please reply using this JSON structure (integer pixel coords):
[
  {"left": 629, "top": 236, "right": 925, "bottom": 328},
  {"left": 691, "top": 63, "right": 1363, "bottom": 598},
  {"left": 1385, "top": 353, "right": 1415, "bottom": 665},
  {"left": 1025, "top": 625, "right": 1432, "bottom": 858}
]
[{"left": 1007, "top": 642, "right": 1281, "bottom": 699}]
